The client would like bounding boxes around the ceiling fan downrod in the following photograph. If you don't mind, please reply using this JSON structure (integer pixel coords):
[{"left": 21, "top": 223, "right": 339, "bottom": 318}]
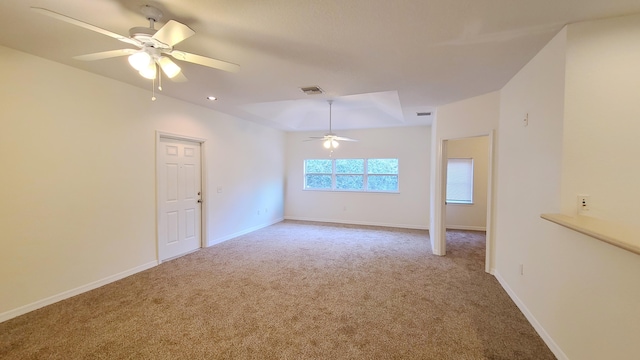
[{"left": 328, "top": 100, "right": 333, "bottom": 134}]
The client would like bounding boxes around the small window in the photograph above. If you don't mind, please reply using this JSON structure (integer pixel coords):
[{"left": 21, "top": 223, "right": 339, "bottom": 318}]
[{"left": 446, "top": 158, "right": 473, "bottom": 204}]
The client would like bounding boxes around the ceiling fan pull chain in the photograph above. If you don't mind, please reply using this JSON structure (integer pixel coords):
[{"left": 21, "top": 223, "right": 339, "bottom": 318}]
[{"left": 151, "top": 76, "right": 157, "bottom": 101}]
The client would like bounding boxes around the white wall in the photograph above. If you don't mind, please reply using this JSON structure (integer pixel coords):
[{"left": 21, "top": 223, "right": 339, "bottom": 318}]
[
  {"left": 285, "top": 126, "right": 430, "bottom": 229},
  {"left": 496, "top": 26, "right": 567, "bottom": 358},
  {"left": 445, "top": 136, "right": 489, "bottom": 231},
  {"left": 0, "top": 46, "right": 285, "bottom": 319},
  {"left": 496, "top": 15, "right": 640, "bottom": 360},
  {"left": 562, "top": 14, "right": 640, "bottom": 225}
]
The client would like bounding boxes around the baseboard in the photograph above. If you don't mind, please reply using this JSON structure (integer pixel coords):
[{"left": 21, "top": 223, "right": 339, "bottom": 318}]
[
  {"left": 0, "top": 260, "right": 158, "bottom": 323},
  {"left": 446, "top": 225, "right": 486, "bottom": 231},
  {"left": 494, "top": 271, "right": 568, "bottom": 360},
  {"left": 207, "top": 217, "right": 284, "bottom": 246},
  {"left": 284, "top": 216, "right": 428, "bottom": 230}
]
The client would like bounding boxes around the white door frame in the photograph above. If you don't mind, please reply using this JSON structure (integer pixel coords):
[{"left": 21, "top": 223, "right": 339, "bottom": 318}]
[
  {"left": 155, "top": 131, "right": 207, "bottom": 261},
  {"left": 433, "top": 130, "right": 495, "bottom": 273}
]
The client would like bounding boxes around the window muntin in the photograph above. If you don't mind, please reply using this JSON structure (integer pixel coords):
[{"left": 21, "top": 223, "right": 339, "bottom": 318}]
[
  {"left": 446, "top": 158, "right": 473, "bottom": 204},
  {"left": 304, "top": 158, "right": 399, "bottom": 192}
]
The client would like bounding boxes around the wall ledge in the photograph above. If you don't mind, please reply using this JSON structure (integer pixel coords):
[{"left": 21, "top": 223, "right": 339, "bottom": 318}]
[{"left": 541, "top": 213, "right": 640, "bottom": 255}]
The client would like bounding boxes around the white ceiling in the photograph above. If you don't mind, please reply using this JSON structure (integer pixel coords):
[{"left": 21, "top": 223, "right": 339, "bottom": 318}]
[{"left": 1, "top": 0, "right": 639, "bottom": 132}]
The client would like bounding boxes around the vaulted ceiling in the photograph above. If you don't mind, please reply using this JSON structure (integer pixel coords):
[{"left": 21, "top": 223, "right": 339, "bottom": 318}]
[{"left": 1, "top": 0, "right": 639, "bottom": 131}]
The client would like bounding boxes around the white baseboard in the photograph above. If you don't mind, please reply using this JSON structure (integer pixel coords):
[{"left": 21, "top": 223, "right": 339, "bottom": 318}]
[
  {"left": 494, "top": 271, "right": 568, "bottom": 360},
  {"left": 207, "top": 218, "right": 284, "bottom": 246},
  {"left": 0, "top": 260, "right": 158, "bottom": 323},
  {"left": 446, "top": 225, "right": 486, "bottom": 231},
  {"left": 284, "top": 216, "right": 428, "bottom": 230}
]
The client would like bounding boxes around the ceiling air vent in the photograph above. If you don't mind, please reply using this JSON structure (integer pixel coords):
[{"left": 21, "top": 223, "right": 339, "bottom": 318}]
[
  {"left": 416, "top": 112, "right": 432, "bottom": 116},
  {"left": 300, "top": 86, "right": 324, "bottom": 95}
]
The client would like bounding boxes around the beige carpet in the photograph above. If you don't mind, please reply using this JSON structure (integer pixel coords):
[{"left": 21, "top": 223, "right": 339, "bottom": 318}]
[{"left": 1, "top": 220, "right": 555, "bottom": 359}]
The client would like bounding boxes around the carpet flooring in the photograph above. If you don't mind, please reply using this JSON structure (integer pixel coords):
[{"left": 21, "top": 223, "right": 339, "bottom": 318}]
[{"left": 0, "top": 220, "right": 555, "bottom": 359}]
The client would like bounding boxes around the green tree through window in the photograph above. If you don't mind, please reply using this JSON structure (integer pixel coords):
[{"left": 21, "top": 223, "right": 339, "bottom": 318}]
[
  {"left": 304, "top": 159, "right": 332, "bottom": 190},
  {"left": 304, "top": 158, "right": 399, "bottom": 192},
  {"left": 367, "top": 159, "right": 399, "bottom": 192}
]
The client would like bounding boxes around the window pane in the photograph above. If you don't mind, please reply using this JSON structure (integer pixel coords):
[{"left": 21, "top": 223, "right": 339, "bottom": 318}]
[
  {"left": 305, "top": 175, "right": 332, "bottom": 189},
  {"left": 367, "top": 159, "right": 398, "bottom": 174},
  {"left": 335, "top": 159, "right": 364, "bottom": 174},
  {"left": 336, "top": 175, "right": 364, "bottom": 190},
  {"left": 446, "top": 158, "right": 473, "bottom": 203},
  {"left": 368, "top": 175, "right": 398, "bottom": 192},
  {"left": 305, "top": 159, "right": 332, "bottom": 173}
]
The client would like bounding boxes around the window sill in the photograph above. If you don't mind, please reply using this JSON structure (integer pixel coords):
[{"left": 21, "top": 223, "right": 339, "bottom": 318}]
[
  {"left": 303, "top": 188, "right": 399, "bottom": 194},
  {"left": 540, "top": 213, "right": 640, "bottom": 256}
]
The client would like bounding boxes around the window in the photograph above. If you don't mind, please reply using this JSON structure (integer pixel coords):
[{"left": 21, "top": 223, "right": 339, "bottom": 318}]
[
  {"left": 304, "top": 159, "right": 332, "bottom": 190},
  {"left": 446, "top": 158, "right": 473, "bottom": 204},
  {"left": 304, "top": 158, "right": 399, "bottom": 192},
  {"left": 335, "top": 159, "right": 364, "bottom": 190},
  {"left": 367, "top": 158, "right": 398, "bottom": 192}
]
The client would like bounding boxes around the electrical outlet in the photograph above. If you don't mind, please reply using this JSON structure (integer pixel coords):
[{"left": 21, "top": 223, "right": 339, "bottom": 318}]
[
  {"left": 523, "top": 113, "right": 529, "bottom": 127},
  {"left": 520, "top": 264, "right": 524, "bottom": 276},
  {"left": 577, "top": 194, "right": 590, "bottom": 214}
]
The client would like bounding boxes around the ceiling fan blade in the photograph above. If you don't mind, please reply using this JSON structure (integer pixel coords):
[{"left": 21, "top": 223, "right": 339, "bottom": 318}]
[
  {"left": 31, "top": 7, "right": 141, "bottom": 47},
  {"left": 303, "top": 138, "right": 324, "bottom": 142},
  {"left": 334, "top": 136, "right": 358, "bottom": 142},
  {"left": 73, "top": 49, "right": 137, "bottom": 61},
  {"left": 169, "top": 50, "right": 240, "bottom": 73},
  {"left": 153, "top": 20, "right": 195, "bottom": 47}
]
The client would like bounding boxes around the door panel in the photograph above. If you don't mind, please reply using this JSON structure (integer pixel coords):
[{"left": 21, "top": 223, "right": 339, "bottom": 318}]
[{"left": 158, "top": 137, "right": 202, "bottom": 261}]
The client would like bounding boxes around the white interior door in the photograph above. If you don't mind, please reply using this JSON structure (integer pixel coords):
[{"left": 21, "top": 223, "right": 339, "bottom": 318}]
[{"left": 157, "top": 137, "right": 202, "bottom": 261}]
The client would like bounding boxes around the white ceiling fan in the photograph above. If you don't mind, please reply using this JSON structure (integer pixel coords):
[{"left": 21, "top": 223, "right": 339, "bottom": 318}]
[
  {"left": 305, "top": 100, "right": 358, "bottom": 149},
  {"left": 32, "top": 5, "right": 239, "bottom": 96}
]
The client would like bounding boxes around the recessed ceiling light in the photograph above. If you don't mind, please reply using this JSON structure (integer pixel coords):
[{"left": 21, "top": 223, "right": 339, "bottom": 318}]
[{"left": 206, "top": 96, "right": 217, "bottom": 101}]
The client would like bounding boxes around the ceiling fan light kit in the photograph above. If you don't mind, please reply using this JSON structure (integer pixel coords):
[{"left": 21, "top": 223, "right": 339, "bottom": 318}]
[
  {"left": 128, "top": 51, "right": 152, "bottom": 71},
  {"left": 139, "top": 62, "right": 157, "bottom": 80},
  {"left": 32, "top": 5, "right": 240, "bottom": 101},
  {"left": 323, "top": 139, "right": 339, "bottom": 149}
]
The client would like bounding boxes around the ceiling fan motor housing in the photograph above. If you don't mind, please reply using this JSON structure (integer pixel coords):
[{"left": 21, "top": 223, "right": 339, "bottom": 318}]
[{"left": 129, "top": 27, "right": 171, "bottom": 50}]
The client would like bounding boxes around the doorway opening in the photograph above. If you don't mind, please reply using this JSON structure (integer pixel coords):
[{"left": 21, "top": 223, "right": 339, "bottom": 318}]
[{"left": 434, "top": 132, "right": 494, "bottom": 273}]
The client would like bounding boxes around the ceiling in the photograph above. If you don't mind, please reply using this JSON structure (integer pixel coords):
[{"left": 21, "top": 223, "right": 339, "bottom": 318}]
[{"left": 1, "top": 0, "right": 639, "bottom": 132}]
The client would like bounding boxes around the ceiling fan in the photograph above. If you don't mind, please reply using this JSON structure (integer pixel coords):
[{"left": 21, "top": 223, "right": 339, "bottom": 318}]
[
  {"left": 32, "top": 5, "right": 239, "bottom": 98},
  {"left": 305, "top": 100, "right": 358, "bottom": 149}
]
